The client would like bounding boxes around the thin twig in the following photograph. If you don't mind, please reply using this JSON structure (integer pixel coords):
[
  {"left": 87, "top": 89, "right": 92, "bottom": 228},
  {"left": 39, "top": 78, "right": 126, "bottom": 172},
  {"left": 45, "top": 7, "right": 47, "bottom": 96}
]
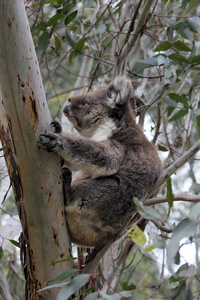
[
  {"left": 128, "top": 70, "right": 164, "bottom": 79},
  {"left": 47, "top": 85, "right": 88, "bottom": 100},
  {"left": 152, "top": 104, "right": 161, "bottom": 144},
  {"left": 151, "top": 220, "right": 172, "bottom": 233},
  {"left": 144, "top": 194, "right": 200, "bottom": 206}
]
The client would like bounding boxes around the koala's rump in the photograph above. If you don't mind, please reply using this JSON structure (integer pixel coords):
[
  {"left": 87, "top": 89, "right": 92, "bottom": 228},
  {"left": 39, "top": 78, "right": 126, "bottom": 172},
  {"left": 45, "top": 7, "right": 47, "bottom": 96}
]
[{"left": 65, "top": 176, "right": 135, "bottom": 247}]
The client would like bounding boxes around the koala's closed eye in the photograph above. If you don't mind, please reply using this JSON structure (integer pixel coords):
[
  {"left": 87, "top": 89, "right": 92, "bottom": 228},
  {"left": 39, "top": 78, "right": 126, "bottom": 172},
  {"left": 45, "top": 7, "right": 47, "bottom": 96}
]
[
  {"left": 79, "top": 101, "right": 88, "bottom": 108},
  {"left": 40, "top": 76, "right": 162, "bottom": 248}
]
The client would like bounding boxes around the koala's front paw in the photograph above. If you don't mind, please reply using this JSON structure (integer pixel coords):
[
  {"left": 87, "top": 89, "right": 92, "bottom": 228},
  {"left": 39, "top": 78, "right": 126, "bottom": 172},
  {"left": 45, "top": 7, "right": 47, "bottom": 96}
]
[
  {"left": 51, "top": 121, "right": 62, "bottom": 134},
  {"left": 38, "top": 132, "right": 59, "bottom": 153}
]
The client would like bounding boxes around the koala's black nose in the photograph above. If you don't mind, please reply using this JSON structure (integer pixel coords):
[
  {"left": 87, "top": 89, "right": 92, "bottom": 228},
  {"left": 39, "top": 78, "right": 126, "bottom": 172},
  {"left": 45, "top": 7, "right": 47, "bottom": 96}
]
[{"left": 63, "top": 100, "right": 71, "bottom": 115}]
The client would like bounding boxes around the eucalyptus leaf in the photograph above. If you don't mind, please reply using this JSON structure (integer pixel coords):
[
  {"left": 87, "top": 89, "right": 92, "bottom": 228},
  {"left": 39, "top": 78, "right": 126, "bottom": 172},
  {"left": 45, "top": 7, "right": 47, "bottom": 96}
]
[
  {"left": 63, "top": 3, "right": 73, "bottom": 14},
  {"left": 9, "top": 239, "right": 20, "bottom": 248},
  {"left": 157, "top": 55, "right": 169, "bottom": 67},
  {"left": 0, "top": 246, "right": 3, "bottom": 260},
  {"left": 169, "top": 109, "right": 188, "bottom": 122},
  {"left": 65, "top": 10, "right": 78, "bottom": 25},
  {"left": 186, "top": 17, "right": 200, "bottom": 33},
  {"left": 136, "top": 57, "right": 158, "bottom": 66},
  {"left": 38, "top": 282, "right": 68, "bottom": 292},
  {"left": 54, "top": 35, "right": 61, "bottom": 50},
  {"left": 189, "top": 202, "right": 200, "bottom": 219},
  {"left": 189, "top": 183, "right": 200, "bottom": 193},
  {"left": 173, "top": 41, "right": 191, "bottom": 52},
  {"left": 96, "top": 24, "right": 106, "bottom": 34},
  {"left": 166, "top": 218, "right": 197, "bottom": 272},
  {"left": 77, "top": 287, "right": 96, "bottom": 298},
  {"left": 168, "top": 93, "right": 188, "bottom": 105},
  {"left": 168, "top": 53, "right": 190, "bottom": 64},
  {"left": 135, "top": 199, "right": 162, "bottom": 221},
  {"left": 49, "top": 257, "right": 77, "bottom": 266},
  {"left": 167, "top": 27, "right": 174, "bottom": 41},
  {"left": 121, "top": 282, "right": 136, "bottom": 291},
  {"left": 0, "top": 146, "right": 11, "bottom": 151},
  {"left": 37, "top": 31, "right": 49, "bottom": 55},
  {"left": 75, "top": 39, "right": 85, "bottom": 51},
  {"left": 69, "top": 50, "right": 78, "bottom": 64},
  {"left": 178, "top": 28, "right": 194, "bottom": 42},
  {"left": 150, "top": 234, "right": 166, "bottom": 249},
  {"left": 177, "top": 264, "right": 196, "bottom": 278},
  {"left": 47, "top": 269, "right": 79, "bottom": 283},
  {"left": 164, "top": 98, "right": 179, "bottom": 108},
  {"left": 191, "top": 55, "right": 200, "bottom": 63},
  {"left": 47, "top": 14, "right": 64, "bottom": 26},
  {"left": 166, "top": 174, "right": 174, "bottom": 208},
  {"left": 143, "top": 244, "right": 155, "bottom": 252},
  {"left": 85, "top": 292, "right": 100, "bottom": 300},
  {"left": 128, "top": 225, "right": 146, "bottom": 246},
  {"left": 153, "top": 41, "right": 172, "bottom": 52},
  {"left": 57, "top": 274, "right": 90, "bottom": 300},
  {"left": 65, "top": 28, "right": 75, "bottom": 48},
  {"left": 33, "top": 21, "right": 48, "bottom": 31}
]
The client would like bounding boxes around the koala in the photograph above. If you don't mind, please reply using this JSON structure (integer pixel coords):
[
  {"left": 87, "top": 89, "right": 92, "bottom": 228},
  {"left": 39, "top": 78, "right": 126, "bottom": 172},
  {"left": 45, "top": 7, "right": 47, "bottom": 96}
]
[{"left": 39, "top": 77, "right": 162, "bottom": 248}]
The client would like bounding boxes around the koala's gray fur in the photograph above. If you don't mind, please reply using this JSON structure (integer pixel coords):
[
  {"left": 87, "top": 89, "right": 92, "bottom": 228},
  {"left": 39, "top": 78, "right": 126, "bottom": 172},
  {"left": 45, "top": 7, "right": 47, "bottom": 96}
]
[{"left": 40, "top": 77, "right": 162, "bottom": 248}]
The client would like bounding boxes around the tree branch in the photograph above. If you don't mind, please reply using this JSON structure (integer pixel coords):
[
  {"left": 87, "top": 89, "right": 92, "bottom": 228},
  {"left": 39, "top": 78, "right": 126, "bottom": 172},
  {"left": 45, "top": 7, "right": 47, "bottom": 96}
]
[
  {"left": 84, "top": 139, "right": 200, "bottom": 273},
  {"left": 0, "top": 1, "right": 71, "bottom": 298},
  {"left": 147, "top": 139, "right": 200, "bottom": 198},
  {"left": 144, "top": 194, "right": 200, "bottom": 206},
  {"left": 116, "top": 0, "right": 156, "bottom": 74}
]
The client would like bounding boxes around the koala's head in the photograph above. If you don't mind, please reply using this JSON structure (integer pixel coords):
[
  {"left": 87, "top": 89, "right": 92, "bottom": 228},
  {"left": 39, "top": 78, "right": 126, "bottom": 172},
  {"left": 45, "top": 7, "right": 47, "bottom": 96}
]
[{"left": 63, "top": 77, "right": 133, "bottom": 137}]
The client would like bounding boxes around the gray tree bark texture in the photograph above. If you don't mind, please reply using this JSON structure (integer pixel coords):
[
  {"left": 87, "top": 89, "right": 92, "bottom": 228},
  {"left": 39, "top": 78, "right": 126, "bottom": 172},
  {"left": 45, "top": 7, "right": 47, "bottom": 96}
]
[{"left": 0, "top": 1, "right": 71, "bottom": 299}]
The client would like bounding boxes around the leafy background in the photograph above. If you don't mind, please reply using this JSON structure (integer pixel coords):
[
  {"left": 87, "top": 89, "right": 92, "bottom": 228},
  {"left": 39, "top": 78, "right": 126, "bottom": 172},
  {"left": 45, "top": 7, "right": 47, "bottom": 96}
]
[{"left": 1, "top": 0, "right": 200, "bottom": 299}]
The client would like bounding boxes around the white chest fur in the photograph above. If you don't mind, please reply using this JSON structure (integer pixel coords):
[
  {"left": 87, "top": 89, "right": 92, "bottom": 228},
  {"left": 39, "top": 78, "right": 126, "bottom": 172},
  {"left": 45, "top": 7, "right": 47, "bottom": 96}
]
[{"left": 91, "top": 118, "right": 116, "bottom": 142}]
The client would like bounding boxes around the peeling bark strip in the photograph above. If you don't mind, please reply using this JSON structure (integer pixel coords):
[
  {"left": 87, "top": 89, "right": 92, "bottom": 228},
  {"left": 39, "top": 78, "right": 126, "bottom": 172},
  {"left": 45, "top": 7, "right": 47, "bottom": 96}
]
[
  {"left": 0, "top": 1, "right": 71, "bottom": 299},
  {"left": 0, "top": 122, "right": 38, "bottom": 297},
  {"left": 17, "top": 72, "right": 39, "bottom": 131}
]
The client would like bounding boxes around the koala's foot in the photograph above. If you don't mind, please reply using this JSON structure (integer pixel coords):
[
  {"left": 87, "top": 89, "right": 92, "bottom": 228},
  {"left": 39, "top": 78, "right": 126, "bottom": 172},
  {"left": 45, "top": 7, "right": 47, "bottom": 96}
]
[
  {"left": 38, "top": 132, "right": 58, "bottom": 152},
  {"left": 62, "top": 167, "right": 72, "bottom": 187},
  {"left": 51, "top": 121, "right": 62, "bottom": 134}
]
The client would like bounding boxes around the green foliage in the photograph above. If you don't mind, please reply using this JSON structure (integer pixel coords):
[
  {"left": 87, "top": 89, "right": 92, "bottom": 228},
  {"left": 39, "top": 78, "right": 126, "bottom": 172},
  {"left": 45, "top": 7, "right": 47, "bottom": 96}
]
[
  {"left": 9, "top": 239, "right": 20, "bottom": 248},
  {"left": 128, "top": 225, "right": 147, "bottom": 246},
  {"left": 134, "top": 198, "right": 162, "bottom": 221},
  {"left": 47, "top": 269, "right": 79, "bottom": 283},
  {"left": 166, "top": 175, "right": 174, "bottom": 208},
  {"left": 1, "top": 0, "right": 200, "bottom": 299},
  {"left": 166, "top": 218, "right": 198, "bottom": 272}
]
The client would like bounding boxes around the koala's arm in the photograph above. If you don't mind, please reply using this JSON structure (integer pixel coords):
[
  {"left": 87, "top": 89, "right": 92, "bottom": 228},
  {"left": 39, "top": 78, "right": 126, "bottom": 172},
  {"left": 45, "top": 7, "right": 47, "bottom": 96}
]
[
  {"left": 40, "top": 132, "right": 124, "bottom": 177},
  {"left": 58, "top": 133, "right": 124, "bottom": 176}
]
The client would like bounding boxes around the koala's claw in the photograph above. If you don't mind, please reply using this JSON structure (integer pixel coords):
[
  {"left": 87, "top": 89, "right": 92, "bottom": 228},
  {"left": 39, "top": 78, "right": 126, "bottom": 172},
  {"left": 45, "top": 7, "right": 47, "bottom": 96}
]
[
  {"left": 38, "top": 132, "right": 58, "bottom": 153},
  {"left": 51, "top": 121, "right": 62, "bottom": 134}
]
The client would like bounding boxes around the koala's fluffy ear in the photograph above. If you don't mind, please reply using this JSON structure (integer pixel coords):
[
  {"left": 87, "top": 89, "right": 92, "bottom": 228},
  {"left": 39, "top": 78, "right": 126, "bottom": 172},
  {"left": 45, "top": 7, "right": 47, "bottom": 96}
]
[{"left": 107, "top": 77, "right": 133, "bottom": 107}]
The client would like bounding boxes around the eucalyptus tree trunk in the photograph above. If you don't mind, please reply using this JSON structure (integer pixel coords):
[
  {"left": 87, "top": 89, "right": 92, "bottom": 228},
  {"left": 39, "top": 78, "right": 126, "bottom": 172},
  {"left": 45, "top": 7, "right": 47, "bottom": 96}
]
[{"left": 0, "top": 1, "right": 71, "bottom": 299}]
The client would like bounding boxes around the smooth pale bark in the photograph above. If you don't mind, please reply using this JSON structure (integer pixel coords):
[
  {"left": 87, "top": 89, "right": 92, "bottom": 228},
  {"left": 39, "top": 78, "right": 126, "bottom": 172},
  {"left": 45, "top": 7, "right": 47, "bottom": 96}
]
[{"left": 0, "top": 1, "right": 71, "bottom": 299}]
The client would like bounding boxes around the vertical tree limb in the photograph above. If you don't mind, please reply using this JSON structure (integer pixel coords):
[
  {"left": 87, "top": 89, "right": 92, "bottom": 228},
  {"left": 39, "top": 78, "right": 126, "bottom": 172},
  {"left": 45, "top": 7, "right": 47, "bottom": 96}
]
[
  {"left": 115, "top": 0, "right": 156, "bottom": 75},
  {"left": 0, "top": 1, "right": 71, "bottom": 299}
]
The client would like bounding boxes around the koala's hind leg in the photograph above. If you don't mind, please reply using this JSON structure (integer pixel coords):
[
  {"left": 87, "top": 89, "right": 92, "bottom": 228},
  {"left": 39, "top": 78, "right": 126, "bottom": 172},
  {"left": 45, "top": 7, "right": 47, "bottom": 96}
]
[{"left": 62, "top": 167, "right": 72, "bottom": 205}]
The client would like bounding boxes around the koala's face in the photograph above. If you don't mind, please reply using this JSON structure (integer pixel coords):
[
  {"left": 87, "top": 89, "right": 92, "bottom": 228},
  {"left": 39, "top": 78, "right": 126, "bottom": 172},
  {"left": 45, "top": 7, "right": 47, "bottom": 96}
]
[
  {"left": 63, "top": 77, "right": 133, "bottom": 136},
  {"left": 63, "top": 87, "right": 111, "bottom": 136}
]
